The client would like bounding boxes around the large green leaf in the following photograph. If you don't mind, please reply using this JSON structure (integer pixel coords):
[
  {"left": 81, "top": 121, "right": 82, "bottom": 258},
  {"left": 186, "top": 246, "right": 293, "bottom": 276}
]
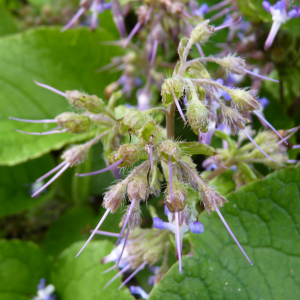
[
  {"left": 0, "top": 239, "right": 52, "bottom": 300},
  {"left": 149, "top": 164, "right": 300, "bottom": 299},
  {"left": 51, "top": 240, "right": 134, "bottom": 300},
  {"left": 0, "top": 5, "right": 18, "bottom": 37},
  {"left": 0, "top": 154, "right": 55, "bottom": 218},
  {"left": 41, "top": 205, "right": 124, "bottom": 257},
  {"left": 0, "top": 26, "right": 122, "bottom": 166}
]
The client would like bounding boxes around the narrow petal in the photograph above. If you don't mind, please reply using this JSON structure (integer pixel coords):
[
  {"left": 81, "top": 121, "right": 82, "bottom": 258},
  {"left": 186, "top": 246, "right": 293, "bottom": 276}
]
[
  {"left": 75, "top": 208, "right": 111, "bottom": 258},
  {"left": 215, "top": 205, "right": 253, "bottom": 265},
  {"left": 36, "top": 161, "right": 67, "bottom": 182},
  {"left": 103, "top": 264, "right": 131, "bottom": 290},
  {"left": 76, "top": 158, "right": 124, "bottom": 176},
  {"left": 253, "top": 111, "right": 287, "bottom": 144},
  {"left": 34, "top": 80, "right": 67, "bottom": 97},
  {"left": 32, "top": 163, "right": 71, "bottom": 197},
  {"left": 242, "top": 129, "right": 275, "bottom": 162},
  {"left": 264, "top": 21, "right": 281, "bottom": 50},
  {"left": 116, "top": 194, "right": 138, "bottom": 246},
  {"left": 118, "top": 261, "right": 147, "bottom": 289}
]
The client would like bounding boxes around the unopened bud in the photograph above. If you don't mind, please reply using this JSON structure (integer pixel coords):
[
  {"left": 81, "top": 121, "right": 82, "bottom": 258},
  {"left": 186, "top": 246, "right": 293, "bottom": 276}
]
[
  {"left": 105, "top": 82, "right": 119, "bottom": 99},
  {"left": 55, "top": 112, "right": 91, "bottom": 133},
  {"left": 187, "top": 91, "right": 209, "bottom": 134},
  {"left": 161, "top": 78, "right": 184, "bottom": 107},
  {"left": 165, "top": 181, "right": 186, "bottom": 212},
  {"left": 218, "top": 56, "right": 246, "bottom": 75},
  {"left": 61, "top": 144, "right": 88, "bottom": 166},
  {"left": 119, "top": 108, "right": 148, "bottom": 134},
  {"left": 188, "top": 62, "right": 210, "bottom": 80},
  {"left": 65, "top": 91, "right": 105, "bottom": 113},
  {"left": 110, "top": 144, "right": 140, "bottom": 167},
  {"left": 103, "top": 182, "right": 127, "bottom": 213},
  {"left": 221, "top": 106, "right": 249, "bottom": 135},
  {"left": 159, "top": 141, "right": 181, "bottom": 162},
  {"left": 200, "top": 185, "right": 228, "bottom": 215},
  {"left": 127, "top": 175, "right": 148, "bottom": 201},
  {"left": 228, "top": 89, "right": 260, "bottom": 111},
  {"left": 189, "top": 20, "right": 211, "bottom": 45}
]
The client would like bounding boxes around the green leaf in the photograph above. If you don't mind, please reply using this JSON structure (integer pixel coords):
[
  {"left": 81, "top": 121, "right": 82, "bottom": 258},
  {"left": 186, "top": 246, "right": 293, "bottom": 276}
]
[
  {"left": 178, "top": 142, "right": 217, "bottom": 156},
  {"left": 0, "top": 154, "right": 55, "bottom": 218},
  {"left": 41, "top": 205, "right": 123, "bottom": 257},
  {"left": 149, "top": 164, "right": 300, "bottom": 299},
  {"left": 0, "top": 5, "right": 18, "bottom": 37},
  {"left": 0, "top": 239, "right": 52, "bottom": 300},
  {"left": 0, "top": 27, "right": 122, "bottom": 166},
  {"left": 51, "top": 240, "right": 134, "bottom": 300}
]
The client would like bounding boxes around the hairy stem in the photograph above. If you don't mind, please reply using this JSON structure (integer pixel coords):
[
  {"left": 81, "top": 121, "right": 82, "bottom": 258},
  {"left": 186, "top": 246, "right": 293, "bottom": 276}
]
[{"left": 167, "top": 103, "right": 176, "bottom": 140}]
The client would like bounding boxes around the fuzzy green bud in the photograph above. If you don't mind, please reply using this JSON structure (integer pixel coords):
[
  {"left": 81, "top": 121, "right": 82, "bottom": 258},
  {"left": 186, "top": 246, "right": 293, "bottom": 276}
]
[
  {"left": 110, "top": 143, "right": 140, "bottom": 167},
  {"left": 217, "top": 56, "right": 246, "bottom": 75},
  {"left": 228, "top": 89, "right": 260, "bottom": 111},
  {"left": 61, "top": 144, "right": 88, "bottom": 167},
  {"left": 161, "top": 78, "right": 184, "bottom": 107},
  {"left": 127, "top": 175, "right": 148, "bottom": 201},
  {"left": 55, "top": 112, "right": 91, "bottom": 133},
  {"left": 165, "top": 180, "right": 186, "bottom": 212},
  {"left": 187, "top": 90, "right": 208, "bottom": 134},
  {"left": 189, "top": 20, "right": 211, "bottom": 45},
  {"left": 188, "top": 62, "right": 210, "bottom": 80},
  {"left": 103, "top": 182, "right": 127, "bottom": 213},
  {"left": 65, "top": 90, "right": 105, "bottom": 113},
  {"left": 119, "top": 108, "right": 148, "bottom": 134},
  {"left": 159, "top": 141, "right": 181, "bottom": 162}
]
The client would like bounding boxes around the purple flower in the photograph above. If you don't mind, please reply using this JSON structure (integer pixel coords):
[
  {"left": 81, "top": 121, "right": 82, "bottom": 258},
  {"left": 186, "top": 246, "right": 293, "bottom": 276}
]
[
  {"left": 130, "top": 286, "right": 149, "bottom": 299},
  {"left": 263, "top": 0, "right": 300, "bottom": 50}
]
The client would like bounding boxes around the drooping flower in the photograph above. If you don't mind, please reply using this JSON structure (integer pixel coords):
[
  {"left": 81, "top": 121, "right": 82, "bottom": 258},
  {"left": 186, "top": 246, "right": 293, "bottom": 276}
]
[{"left": 263, "top": 0, "right": 300, "bottom": 50}]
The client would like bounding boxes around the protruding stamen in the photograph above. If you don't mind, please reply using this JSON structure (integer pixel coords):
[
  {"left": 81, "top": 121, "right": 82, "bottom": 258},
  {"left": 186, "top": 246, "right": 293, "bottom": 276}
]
[
  {"left": 123, "top": 21, "right": 143, "bottom": 48},
  {"left": 32, "top": 163, "right": 71, "bottom": 197},
  {"left": 175, "top": 211, "right": 182, "bottom": 273},
  {"left": 116, "top": 193, "right": 138, "bottom": 246},
  {"left": 214, "top": 16, "right": 241, "bottom": 32},
  {"left": 241, "top": 129, "right": 275, "bottom": 162},
  {"left": 292, "top": 145, "right": 300, "bottom": 149},
  {"left": 75, "top": 208, "right": 111, "bottom": 258},
  {"left": 215, "top": 205, "right": 253, "bottom": 265},
  {"left": 102, "top": 264, "right": 117, "bottom": 274},
  {"left": 287, "top": 159, "right": 299, "bottom": 164},
  {"left": 208, "top": 0, "right": 229, "bottom": 12},
  {"left": 9, "top": 117, "right": 57, "bottom": 123},
  {"left": 253, "top": 111, "right": 287, "bottom": 145},
  {"left": 92, "top": 230, "right": 120, "bottom": 237},
  {"left": 103, "top": 264, "right": 131, "bottom": 290},
  {"left": 115, "top": 226, "right": 130, "bottom": 270},
  {"left": 118, "top": 261, "right": 147, "bottom": 289},
  {"left": 145, "top": 5, "right": 153, "bottom": 24},
  {"left": 245, "top": 69, "right": 279, "bottom": 83},
  {"left": 170, "top": 86, "right": 187, "bottom": 124},
  {"left": 150, "top": 39, "right": 158, "bottom": 65},
  {"left": 34, "top": 80, "right": 67, "bottom": 97},
  {"left": 13, "top": 128, "right": 68, "bottom": 135},
  {"left": 61, "top": 7, "right": 86, "bottom": 32},
  {"left": 36, "top": 161, "right": 67, "bottom": 182},
  {"left": 76, "top": 158, "right": 124, "bottom": 177},
  {"left": 196, "top": 43, "right": 205, "bottom": 58}
]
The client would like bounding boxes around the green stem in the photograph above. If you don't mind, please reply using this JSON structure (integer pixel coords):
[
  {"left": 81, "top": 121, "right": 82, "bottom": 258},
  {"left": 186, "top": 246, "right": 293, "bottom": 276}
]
[{"left": 167, "top": 103, "right": 176, "bottom": 140}]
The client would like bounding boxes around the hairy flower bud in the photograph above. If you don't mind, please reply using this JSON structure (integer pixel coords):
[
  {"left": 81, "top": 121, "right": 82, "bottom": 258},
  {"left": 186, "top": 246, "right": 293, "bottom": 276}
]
[
  {"left": 127, "top": 175, "right": 148, "bottom": 201},
  {"left": 159, "top": 141, "right": 181, "bottom": 162},
  {"left": 61, "top": 144, "right": 89, "bottom": 166},
  {"left": 119, "top": 108, "right": 149, "bottom": 134},
  {"left": 55, "top": 112, "right": 91, "bottom": 133},
  {"left": 65, "top": 90, "right": 105, "bottom": 113},
  {"left": 228, "top": 89, "right": 260, "bottom": 111},
  {"left": 103, "top": 182, "right": 127, "bottom": 213},
  {"left": 187, "top": 90, "right": 209, "bottom": 134},
  {"left": 189, "top": 20, "right": 211, "bottom": 45},
  {"left": 188, "top": 62, "right": 210, "bottom": 80},
  {"left": 161, "top": 78, "right": 184, "bottom": 107},
  {"left": 110, "top": 143, "right": 140, "bottom": 167},
  {"left": 200, "top": 185, "right": 228, "bottom": 214},
  {"left": 217, "top": 56, "right": 246, "bottom": 75},
  {"left": 165, "top": 181, "right": 186, "bottom": 212}
]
